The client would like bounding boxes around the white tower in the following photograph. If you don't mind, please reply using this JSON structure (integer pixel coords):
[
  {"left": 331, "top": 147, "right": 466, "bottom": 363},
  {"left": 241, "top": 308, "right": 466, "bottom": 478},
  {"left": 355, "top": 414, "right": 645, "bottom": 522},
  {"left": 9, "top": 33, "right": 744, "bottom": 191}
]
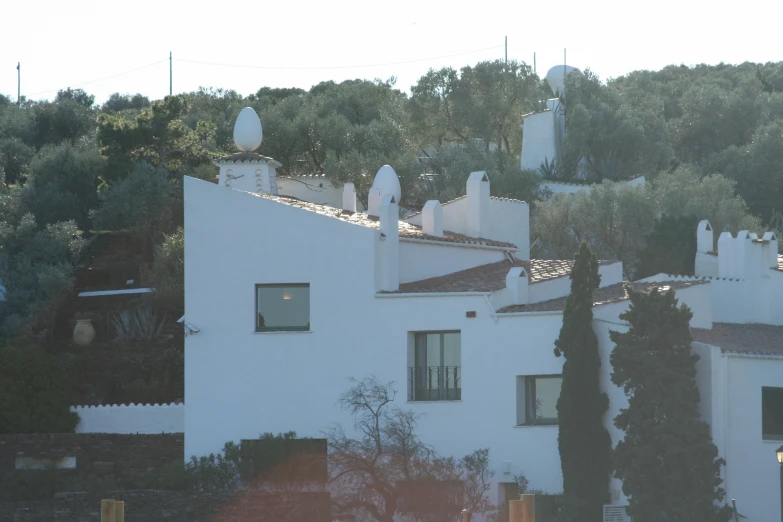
[{"left": 215, "top": 107, "right": 281, "bottom": 195}]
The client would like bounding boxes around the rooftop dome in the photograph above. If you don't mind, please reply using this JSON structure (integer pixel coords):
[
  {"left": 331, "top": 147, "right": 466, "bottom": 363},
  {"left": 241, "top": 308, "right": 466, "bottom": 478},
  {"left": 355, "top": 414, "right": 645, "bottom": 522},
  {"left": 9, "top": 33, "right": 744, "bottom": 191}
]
[
  {"left": 371, "top": 165, "right": 402, "bottom": 204},
  {"left": 233, "top": 107, "right": 263, "bottom": 152},
  {"left": 545, "top": 65, "right": 581, "bottom": 97}
]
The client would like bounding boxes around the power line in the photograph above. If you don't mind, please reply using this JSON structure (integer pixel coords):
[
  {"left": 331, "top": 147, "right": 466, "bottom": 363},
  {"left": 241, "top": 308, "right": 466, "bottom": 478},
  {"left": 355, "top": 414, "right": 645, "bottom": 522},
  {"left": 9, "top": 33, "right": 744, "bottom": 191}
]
[
  {"left": 174, "top": 45, "right": 504, "bottom": 71},
  {"left": 27, "top": 58, "right": 168, "bottom": 97}
]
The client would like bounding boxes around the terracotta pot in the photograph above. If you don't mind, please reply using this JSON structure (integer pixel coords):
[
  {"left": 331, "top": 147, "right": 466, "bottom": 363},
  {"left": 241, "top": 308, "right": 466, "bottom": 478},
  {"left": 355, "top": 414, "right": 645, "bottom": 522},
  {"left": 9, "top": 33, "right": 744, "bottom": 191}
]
[{"left": 73, "top": 319, "right": 96, "bottom": 346}]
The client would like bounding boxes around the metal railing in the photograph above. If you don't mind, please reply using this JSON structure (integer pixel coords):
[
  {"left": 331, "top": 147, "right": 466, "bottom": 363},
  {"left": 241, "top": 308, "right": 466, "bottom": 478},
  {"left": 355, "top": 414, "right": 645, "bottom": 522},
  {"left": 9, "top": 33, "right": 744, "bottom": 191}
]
[{"left": 408, "top": 366, "right": 461, "bottom": 401}]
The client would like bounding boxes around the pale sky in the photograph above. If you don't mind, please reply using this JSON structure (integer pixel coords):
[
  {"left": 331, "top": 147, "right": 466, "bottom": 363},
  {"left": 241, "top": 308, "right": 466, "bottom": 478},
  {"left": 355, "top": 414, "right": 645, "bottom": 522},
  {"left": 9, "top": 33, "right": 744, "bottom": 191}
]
[{"left": 2, "top": 0, "right": 781, "bottom": 104}]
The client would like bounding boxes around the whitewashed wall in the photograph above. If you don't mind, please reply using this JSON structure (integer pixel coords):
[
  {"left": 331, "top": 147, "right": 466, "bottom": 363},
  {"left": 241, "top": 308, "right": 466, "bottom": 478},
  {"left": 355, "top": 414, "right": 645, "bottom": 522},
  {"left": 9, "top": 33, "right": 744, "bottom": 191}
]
[
  {"left": 71, "top": 403, "right": 184, "bottom": 434},
  {"left": 399, "top": 242, "right": 505, "bottom": 284},
  {"left": 521, "top": 110, "right": 559, "bottom": 172},
  {"left": 277, "top": 177, "right": 366, "bottom": 210},
  {"left": 713, "top": 354, "right": 783, "bottom": 522}
]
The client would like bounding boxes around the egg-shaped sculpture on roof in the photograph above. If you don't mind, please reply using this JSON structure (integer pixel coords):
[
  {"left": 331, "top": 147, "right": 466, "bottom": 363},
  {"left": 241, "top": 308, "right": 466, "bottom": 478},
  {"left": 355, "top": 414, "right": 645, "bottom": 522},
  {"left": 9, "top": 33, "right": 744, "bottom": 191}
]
[
  {"left": 545, "top": 65, "right": 581, "bottom": 97},
  {"left": 233, "top": 107, "right": 263, "bottom": 152},
  {"left": 371, "top": 165, "right": 402, "bottom": 204}
]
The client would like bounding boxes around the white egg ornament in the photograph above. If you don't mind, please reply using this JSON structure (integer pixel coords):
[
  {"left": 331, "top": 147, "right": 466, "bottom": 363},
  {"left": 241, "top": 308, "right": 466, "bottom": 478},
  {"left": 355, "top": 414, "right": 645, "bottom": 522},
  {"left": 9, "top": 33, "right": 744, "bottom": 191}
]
[
  {"left": 371, "top": 165, "right": 402, "bottom": 204},
  {"left": 233, "top": 107, "right": 263, "bottom": 152}
]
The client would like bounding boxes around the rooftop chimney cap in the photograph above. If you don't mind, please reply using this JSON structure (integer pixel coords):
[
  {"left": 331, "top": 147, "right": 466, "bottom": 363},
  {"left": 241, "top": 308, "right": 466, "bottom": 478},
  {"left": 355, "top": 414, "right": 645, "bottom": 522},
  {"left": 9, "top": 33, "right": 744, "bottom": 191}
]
[
  {"left": 233, "top": 107, "right": 263, "bottom": 152},
  {"left": 371, "top": 165, "right": 402, "bottom": 204}
]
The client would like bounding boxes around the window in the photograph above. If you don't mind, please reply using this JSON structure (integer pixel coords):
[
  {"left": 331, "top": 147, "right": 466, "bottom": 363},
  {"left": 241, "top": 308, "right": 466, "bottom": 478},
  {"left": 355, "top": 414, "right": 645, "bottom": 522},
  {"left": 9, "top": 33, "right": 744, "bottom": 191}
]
[
  {"left": 255, "top": 284, "right": 310, "bottom": 332},
  {"left": 516, "top": 375, "right": 561, "bottom": 425},
  {"left": 408, "top": 331, "right": 461, "bottom": 401},
  {"left": 762, "top": 387, "right": 783, "bottom": 440}
]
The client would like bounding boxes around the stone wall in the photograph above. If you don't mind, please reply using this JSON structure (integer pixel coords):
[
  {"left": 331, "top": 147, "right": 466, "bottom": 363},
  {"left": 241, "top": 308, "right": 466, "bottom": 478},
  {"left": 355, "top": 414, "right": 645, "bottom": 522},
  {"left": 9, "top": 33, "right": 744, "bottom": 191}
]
[
  {"left": 0, "top": 433, "right": 183, "bottom": 487},
  {"left": 0, "top": 490, "right": 332, "bottom": 522}
]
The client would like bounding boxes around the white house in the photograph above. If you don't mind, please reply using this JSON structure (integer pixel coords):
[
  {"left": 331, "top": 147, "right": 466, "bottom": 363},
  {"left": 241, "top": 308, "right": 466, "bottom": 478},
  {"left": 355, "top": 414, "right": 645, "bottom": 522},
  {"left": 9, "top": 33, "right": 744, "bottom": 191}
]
[
  {"left": 185, "top": 108, "right": 783, "bottom": 521},
  {"left": 640, "top": 221, "right": 783, "bottom": 522}
]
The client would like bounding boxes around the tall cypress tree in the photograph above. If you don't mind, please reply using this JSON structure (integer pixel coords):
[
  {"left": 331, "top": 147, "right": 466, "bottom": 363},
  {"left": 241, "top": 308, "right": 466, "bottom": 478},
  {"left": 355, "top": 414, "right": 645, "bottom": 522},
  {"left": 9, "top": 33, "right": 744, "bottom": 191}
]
[
  {"left": 554, "top": 241, "right": 612, "bottom": 522},
  {"left": 610, "top": 286, "right": 731, "bottom": 522}
]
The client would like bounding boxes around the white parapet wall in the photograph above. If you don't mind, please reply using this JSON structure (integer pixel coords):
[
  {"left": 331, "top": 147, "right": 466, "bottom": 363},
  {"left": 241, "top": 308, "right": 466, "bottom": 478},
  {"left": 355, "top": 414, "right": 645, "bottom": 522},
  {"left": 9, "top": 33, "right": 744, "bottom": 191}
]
[{"left": 71, "top": 403, "right": 184, "bottom": 434}]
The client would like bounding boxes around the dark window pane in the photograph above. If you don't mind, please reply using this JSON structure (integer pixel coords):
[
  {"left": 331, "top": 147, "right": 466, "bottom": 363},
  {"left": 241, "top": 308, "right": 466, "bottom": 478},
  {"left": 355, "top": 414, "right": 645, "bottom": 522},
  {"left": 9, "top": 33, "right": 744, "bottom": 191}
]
[
  {"left": 762, "top": 387, "right": 783, "bottom": 440},
  {"left": 525, "top": 376, "right": 561, "bottom": 425},
  {"left": 410, "top": 331, "right": 461, "bottom": 401},
  {"left": 256, "top": 284, "right": 310, "bottom": 331}
]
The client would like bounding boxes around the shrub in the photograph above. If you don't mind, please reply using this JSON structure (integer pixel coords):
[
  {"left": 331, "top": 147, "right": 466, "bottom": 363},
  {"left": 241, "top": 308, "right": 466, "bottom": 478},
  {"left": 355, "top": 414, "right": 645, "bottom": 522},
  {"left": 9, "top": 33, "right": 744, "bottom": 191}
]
[
  {"left": 0, "top": 338, "right": 79, "bottom": 434},
  {"left": 140, "top": 227, "right": 183, "bottom": 314},
  {"left": 111, "top": 305, "right": 166, "bottom": 342}
]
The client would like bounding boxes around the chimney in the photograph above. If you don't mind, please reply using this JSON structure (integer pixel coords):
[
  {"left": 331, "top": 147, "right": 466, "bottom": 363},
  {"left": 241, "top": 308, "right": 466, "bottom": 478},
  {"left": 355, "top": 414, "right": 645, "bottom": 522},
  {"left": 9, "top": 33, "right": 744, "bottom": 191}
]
[
  {"left": 763, "top": 232, "right": 779, "bottom": 268},
  {"left": 368, "top": 187, "right": 382, "bottom": 217},
  {"left": 505, "top": 267, "right": 529, "bottom": 305},
  {"left": 696, "top": 220, "right": 713, "bottom": 253},
  {"left": 422, "top": 200, "right": 443, "bottom": 237},
  {"left": 342, "top": 183, "right": 357, "bottom": 212},
  {"left": 734, "top": 230, "right": 751, "bottom": 277},
  {"left": 466, "top": 171, "right": 490, "bottom": 238},
  {"left": 377, "top": 194, "right": 399, "bottom": 292},
  {"left": 255, "top": 165, "right": 278, "bottom": 195},
  {"left": 717, "top": 232, "right": 734, "bottom": 278}
]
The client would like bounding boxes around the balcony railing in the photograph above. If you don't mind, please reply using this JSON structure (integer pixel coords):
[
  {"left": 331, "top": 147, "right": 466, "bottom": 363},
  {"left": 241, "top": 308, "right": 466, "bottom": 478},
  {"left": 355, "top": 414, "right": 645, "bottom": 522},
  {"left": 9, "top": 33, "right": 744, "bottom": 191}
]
[{"left": 408, "top": 366, "right": 461, "bottom": 401}]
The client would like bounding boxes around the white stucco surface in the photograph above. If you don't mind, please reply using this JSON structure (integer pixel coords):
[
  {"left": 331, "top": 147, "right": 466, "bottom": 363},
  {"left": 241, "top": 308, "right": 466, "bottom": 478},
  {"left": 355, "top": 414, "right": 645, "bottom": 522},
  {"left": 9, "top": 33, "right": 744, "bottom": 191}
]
[{"left": 71, "top": 403, "right": 184, "bottom": 434}]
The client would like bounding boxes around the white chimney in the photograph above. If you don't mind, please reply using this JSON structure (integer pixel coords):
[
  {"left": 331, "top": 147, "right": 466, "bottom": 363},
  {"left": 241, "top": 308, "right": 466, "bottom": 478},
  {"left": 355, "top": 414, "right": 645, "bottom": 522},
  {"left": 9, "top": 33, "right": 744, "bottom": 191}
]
[
  {"left": 422, "top": 200, "right": 443, "bottom": 237},
  {"left": 255, "top": 165, "right": 279, "bottom": 195},
  {"left": 505, "top": 267, "right": 529, "bottom": 305},
  {"left": 368, "top": 187, "right": 382, "bottom": 217},
  {"left": 763, "top": 232, "right": 779, "bottom": 268},
  {"left": 342, "top": 183, "right": 357, "bottom": 212},
  {"left": 734, "top": 230, "right": 751, "bottom": 278},
  {"left": 377, "top": 194, "right": 399, "bottom": 292},
  {"left": 466, "top": 171, "right": 490, "bottom": 238},
  {"left": 717, "top": 232, "right": 734, "bottom": 278},
  {"left": 696, "top": 220, "right": 713, "bottom": 253}
]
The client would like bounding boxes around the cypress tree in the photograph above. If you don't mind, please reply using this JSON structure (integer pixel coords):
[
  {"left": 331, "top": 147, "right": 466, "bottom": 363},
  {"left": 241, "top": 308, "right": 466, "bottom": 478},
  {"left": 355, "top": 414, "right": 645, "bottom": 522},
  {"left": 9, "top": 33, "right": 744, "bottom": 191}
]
[
  {"left": 554, "top": 241, "right": 612, "bottom": 522},
  {"left": 610, "top": 286, "right": 731, "bottom": 522}
]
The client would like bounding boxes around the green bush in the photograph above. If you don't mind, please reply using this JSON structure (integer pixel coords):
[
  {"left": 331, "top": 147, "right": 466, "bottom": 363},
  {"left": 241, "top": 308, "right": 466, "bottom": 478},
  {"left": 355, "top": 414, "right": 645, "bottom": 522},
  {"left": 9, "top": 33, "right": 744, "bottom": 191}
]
[
  {"left": 110, "top": 305, "right": 166, "bottom": 342},
  {"left": 140, "top": 227, "right": 183, "bottom": 314},
  {"left": 0, "top": 339, "right": 79, "bottom": 433}
]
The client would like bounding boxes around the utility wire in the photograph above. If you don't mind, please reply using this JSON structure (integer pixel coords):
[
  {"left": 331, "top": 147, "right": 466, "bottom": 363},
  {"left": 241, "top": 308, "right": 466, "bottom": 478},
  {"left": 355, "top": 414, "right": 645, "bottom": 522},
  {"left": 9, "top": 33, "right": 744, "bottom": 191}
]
[
  {"left": 27, "top": 58, "right": 168, "bottom": 97},
  {"left": 174, "top": 45, "right": 504, "bottom": 71}
]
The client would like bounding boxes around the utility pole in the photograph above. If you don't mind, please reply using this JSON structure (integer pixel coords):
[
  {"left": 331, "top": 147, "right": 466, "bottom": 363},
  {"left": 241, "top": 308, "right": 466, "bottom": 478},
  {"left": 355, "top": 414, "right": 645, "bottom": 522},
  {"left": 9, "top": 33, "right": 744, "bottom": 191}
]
[
  {"left": 504, "top": 36, "right": 507, "bottom": 65},
  {"left": 16, "top": 62, "right": 20, "bottom": 106},
  {"left": 169, "top": 52, "right": 172, "bottom": 96},
  {"left": 533, "top": 52, "right": 536, "bottom": 74}
]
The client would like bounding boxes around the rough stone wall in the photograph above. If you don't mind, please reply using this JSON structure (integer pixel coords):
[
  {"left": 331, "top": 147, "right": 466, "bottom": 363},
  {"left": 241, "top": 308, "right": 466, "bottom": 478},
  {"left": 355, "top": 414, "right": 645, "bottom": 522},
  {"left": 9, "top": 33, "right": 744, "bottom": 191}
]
[
  {"left": 0, "top": 490, "right": 332, "bottom": 522},
  {"left": 0, "top": 433, "right": 183, "bottom": 484}
]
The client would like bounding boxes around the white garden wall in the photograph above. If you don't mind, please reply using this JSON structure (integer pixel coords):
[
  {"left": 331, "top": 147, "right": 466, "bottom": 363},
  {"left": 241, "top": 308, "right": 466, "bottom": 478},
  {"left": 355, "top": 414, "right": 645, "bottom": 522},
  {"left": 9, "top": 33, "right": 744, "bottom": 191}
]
[{"left": 71, "top": 403, "right": 184, "bottom": 434}]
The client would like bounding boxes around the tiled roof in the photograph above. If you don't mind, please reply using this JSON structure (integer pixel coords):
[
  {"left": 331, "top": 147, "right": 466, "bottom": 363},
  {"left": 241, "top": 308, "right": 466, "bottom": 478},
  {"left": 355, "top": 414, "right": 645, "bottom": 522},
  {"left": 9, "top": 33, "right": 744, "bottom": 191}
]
[
  {"left": 394, "top": 258, "right": 617, "bottom": 294},
  {"left": 497, "top": 280, "right": 708, "bottom": 313},
  {"left": 404, "top": 195, "right": 526, "bottom": 219},
  {"left": 214, "top": 151, "right": 280, "bottom": 165},
  {"left": 692, "top": 323, "right": 783, "bottom": 356},
  {"left": 252, "top": 193, "right": 516, "bottom": 249}
]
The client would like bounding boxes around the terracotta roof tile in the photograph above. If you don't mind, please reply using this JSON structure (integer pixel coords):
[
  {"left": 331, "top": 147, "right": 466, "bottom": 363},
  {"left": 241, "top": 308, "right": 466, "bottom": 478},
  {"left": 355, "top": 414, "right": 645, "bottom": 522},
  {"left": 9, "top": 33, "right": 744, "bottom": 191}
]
[
  {"left": 393, "top": 258, "right": 617, "bottom": 294},
  {"left": 214, "top": 151, "right": 279, "bottom": 165},
  {"left": 497, "top": 280, "right": 708, "bottom": 313},
  {"left": 251, "top": 194, "right": 516, "bottom": 249},
  {"left": 692, "top": 323, "right": 783, "bottom": 355}
]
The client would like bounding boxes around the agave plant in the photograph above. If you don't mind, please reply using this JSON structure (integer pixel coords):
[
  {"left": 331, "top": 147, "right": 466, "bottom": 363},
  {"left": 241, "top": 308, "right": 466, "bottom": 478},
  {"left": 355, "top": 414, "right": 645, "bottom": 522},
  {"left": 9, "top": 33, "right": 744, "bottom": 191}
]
[
  {"left": 538, "top": 157, "right": 558, "bottom": 179},
  {"left": 111, "top": 306, "right": 167, "bottom": 343}
]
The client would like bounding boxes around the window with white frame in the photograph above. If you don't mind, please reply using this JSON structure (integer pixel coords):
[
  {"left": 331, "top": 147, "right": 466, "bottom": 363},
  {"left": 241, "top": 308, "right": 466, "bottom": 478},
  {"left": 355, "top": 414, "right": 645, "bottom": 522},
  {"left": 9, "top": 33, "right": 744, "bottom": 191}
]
[
  {"left": 762, "top": 386, "right": 783, "bottom": 440},
  {"left": 516, "top": 375, "right": 561, "bottom": 425},
  {"left": 255, "top": 284, "right": 310, "bottom": 332}
]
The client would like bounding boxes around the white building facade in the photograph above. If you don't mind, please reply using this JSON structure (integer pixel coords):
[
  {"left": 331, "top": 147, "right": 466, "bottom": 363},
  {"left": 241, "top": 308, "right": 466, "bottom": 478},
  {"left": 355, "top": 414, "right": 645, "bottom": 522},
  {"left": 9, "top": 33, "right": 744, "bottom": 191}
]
[{"left": 185, "top": 108, "right": 783, "bottom": 521}]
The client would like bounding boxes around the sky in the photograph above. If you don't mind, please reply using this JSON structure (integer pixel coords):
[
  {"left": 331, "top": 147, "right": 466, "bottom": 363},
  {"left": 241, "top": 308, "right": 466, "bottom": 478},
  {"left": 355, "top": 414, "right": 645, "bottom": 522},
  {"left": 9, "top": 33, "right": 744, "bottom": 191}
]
[{"left": 2, "top": 0, "right": 782, "bottom": 104}]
